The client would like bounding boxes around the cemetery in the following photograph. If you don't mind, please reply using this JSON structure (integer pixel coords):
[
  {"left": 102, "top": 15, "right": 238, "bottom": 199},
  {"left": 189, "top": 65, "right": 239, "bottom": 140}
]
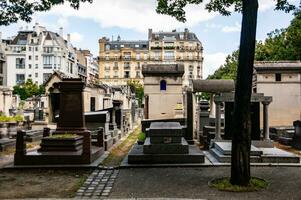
[
  {"left": 1, "top": 65, "right": 301, "bottom": 198},
  {"left": 0, "top": 2, "right": 301, "bottom": 198}
]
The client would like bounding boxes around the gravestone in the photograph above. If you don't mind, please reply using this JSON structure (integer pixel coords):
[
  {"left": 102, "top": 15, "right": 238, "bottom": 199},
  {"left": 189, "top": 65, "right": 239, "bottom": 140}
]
[
  {"left": 127, "top": 122, "right": 204, "bottom": 164},
  {"left": 291, "top": 120, "right": 301, "bottom": 150},
  {"left": 143, "top": 122, "right": 189, "bottom": 154},
  {"left": 14, "top": 78, "right": 104, "bottom": 165}
]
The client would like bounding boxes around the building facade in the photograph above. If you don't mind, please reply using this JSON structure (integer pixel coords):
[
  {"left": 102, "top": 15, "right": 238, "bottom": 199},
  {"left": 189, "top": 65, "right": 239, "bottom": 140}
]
[
  {"left": 0, "top": 33, "right": 6, "bottom": 86},
  {"left": 98, "top": 29, "right": 203, "bottom": 86},
  {"left": 2, "top": 24, "right": 79, "bottom": 87},
  {"left": 254, "top": 61, "right": 301, "bottom": 126}
]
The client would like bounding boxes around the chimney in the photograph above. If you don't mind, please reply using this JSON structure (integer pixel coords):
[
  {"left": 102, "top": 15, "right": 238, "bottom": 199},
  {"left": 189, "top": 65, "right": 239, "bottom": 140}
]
[
  {"left": 59, "top": 27, "right": 63, "bottom": 37},
  {"left": 34, "top": 23, "right": 40, "bottom": 34},
  {"left": 148, "top": 28, "right": 152, "bottom": 40},
  {"left": 184, "top": 28, "right": 189, "bottom": 40},
  {"left": 67, "top": 33, "right": 71, "bottom": 43}
]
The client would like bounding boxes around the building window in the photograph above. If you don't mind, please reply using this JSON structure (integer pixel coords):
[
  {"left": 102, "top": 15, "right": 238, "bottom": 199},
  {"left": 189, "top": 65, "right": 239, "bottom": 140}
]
[
  {"left": 35, "top": 64, "right": 38, "bottom": 69},
  {"left": 275, "top": 73, "right": 281, "bottom": 82},
  {"left": 0, "top": 63, "right": 3, "bottom": 74},
  {"left": 16, "top": 58, "right": 25, "bottom": 69},
  {"left": 124, "top": 62, "right": 130, "bottom": 69},
  {"left": 160, "top": 80, "right": 167, "bottom": 91},
  {"left": 28, "top": 64, "right": 32, "bottom": 69},
  {"left": 124, "top": 71, "right": 130, "bottom": 78},
  {"left": 0, "top": 77, "right": 3, "bottom": 86},
  {"left": 90, "top": 97, "right": 96, "bottom": 111},
  {"left": 43, "top": 56, "right": 53, "bottom": 69},
  {"left": 105, "top": 45, "right": 110, "bottom": 51},
  {"left": 43, "top": 47, "right": 53, "bottom": 53},
  {"left": 16, "top": 74, "right": 25, "bottom": 84},
  {"left": 43, "top": 73, "right": 52, "bottom": 83},
  {"left": 28, "top": 74, "right": 32, "bottom": 78},
  {"left": 29, "top": 47, "right": 32, "bottom": 51},
  {"left": 164, "top": 51, "right": 174, "bottom": 61},
  {"left": 136, "top": 53, "right": 140, "bottom": 60},
  {"left": 35, "top": 47, "right": 38, "bottom": 51},
  {"left": 189, "top": 65, "right": 193, "bottom": 71},
  {"left": 35, "top": 73, "right": 38, "bottom": 78},
  {"left": 29, "top": 55, "right": 32, "bottom": 60},
  {"left": 35, "top": 55, "right": 38, "bottom": 60},
  {"left": 136, "top": 71, "right": 140, "bottom": 78},
  {"left": 124, "top": 52, "right": 131, "bottom": 60},
  {"left": 154, "top": 51, "right": 160, "bottom": 60}
]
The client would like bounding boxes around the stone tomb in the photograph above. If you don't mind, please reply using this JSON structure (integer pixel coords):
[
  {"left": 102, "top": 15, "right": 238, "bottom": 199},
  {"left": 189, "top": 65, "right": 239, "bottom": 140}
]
[
  {"left": 209, "top": 141, "right": 300, "bottom": 163},
  {"left": 128, "top": 122, "right": 204, "bottom": 164},
  {"left": 14, "top": 79, "right": 104, "bottom": 165}
]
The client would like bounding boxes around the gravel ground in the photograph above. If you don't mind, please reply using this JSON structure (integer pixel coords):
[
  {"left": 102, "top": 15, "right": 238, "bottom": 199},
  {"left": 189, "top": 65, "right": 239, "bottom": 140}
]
[{"left": 110, "top": 166, "right": 301, "bottom": 200}]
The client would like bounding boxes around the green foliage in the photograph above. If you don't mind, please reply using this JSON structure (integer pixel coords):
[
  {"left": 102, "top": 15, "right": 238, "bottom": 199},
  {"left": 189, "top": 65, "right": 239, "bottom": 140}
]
[
  {"left": 156, "top": 0, "right": 297, "bottom": 22},
  {"left": 13, "top": 79, "right": 45, "bottom": 100},
  {"left": 208, "top": 11, "right": 301, "bottom": 80},
  {"left": 255, "top": 10, "right": 301, "bottom": 61},
  {"left": 0, "top": 115, "right": 24, "bottom": 122},
  {"left": 127, "top": 80, "right": 144, "bottom": 107},
  {"left": 207, "top": 50, "right": 239, "bottom": 80},
  {"left": 0, "top": 0, "right": 93, "bottom": 26},
  {"left": 209, "top": 177, "right": 268, "bottom": 192},
  {"left": 138, "top": 132, "right": 146, "bottom": 142}
]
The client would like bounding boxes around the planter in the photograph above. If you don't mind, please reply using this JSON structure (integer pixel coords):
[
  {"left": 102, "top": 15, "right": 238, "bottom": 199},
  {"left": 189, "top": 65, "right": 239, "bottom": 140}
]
[
  {"left": 39, "top": 135, "right": 84, "bottom": 152},
  {"left": 137, "top": 140, "right": 144, "bottom": 145}
]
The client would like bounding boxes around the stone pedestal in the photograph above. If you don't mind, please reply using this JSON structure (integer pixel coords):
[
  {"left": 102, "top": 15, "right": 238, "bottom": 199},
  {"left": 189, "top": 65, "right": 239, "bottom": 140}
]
[
  {"left": 128, "top": 122, "right": 204, "bottom": 164},
  {"left": 143, "top": 122, "right": 189, "bottom": 154}
]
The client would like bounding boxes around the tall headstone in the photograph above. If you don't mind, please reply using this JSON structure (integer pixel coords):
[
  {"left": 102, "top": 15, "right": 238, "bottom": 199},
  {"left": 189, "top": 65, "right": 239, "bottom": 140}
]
[{"left": 56, "top": 78, "right": 86, "bottom": 133}]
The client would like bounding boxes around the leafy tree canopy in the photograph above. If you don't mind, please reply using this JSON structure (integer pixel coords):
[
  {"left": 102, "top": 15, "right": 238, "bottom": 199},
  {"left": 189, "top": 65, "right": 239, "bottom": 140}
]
[
  {"left": 156, "top": 0, "right": 297, "bottom": 22},
  {"left": 0, "top": 0, "right": 92, "bottom": 26},
  {"left": 13, "top": 79, "right": 45, "bottom": 100},
  {"left": 127, "top": 80, "right": 144, "bottom": 107},
  {"left": 208, "top": 10, "right": 301, "bottom": 80}
]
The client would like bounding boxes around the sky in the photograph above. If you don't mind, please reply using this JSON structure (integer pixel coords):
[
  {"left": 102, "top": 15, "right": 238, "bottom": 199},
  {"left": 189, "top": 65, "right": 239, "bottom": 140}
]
[{"left": 0, "top": 0, "right": 299, "bottom": 78}]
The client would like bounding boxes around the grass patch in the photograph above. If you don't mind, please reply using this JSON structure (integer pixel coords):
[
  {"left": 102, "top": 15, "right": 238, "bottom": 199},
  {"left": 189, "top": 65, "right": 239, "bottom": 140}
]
[
  {"left": 209, "top": 177, "right": 268, "bottom": 192},
  {"left": 101, "top": 126, "right": 141, "bottom": 167},
  {"left": 49, "top": 134, "right": 78, "bottom": 139}
]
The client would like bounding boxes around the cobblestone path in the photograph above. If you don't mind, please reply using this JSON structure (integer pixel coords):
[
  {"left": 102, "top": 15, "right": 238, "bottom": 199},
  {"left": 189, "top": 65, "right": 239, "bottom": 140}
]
[{"left": 75, "top": 168, "right": 119, "bottom": 199}]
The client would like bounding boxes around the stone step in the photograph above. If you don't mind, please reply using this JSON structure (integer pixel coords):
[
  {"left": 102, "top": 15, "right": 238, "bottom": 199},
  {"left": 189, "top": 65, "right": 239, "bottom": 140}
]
[
  {"left": 209, "top": 148, "right": 262, "bottom": 163},
  {"left": 143, "top": 137, "right": 189, "bottom": 154},
  {"left": 128, "top": 144, "right": 205, "bottom": 164},
  {"left": 214, "top": 141, "right": 262, "bottom": 156}
]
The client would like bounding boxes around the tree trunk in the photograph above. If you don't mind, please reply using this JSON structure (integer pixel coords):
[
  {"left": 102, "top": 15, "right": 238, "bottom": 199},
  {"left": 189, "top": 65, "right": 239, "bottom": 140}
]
[{"left": 230, "top": 0, "right": 258, "bottom": 186}]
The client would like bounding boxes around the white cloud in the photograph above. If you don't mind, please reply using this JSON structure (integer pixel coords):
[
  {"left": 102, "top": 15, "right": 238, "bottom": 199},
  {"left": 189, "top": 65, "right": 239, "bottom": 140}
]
[
  {"left": 203, "top": 52, "right": 228, "bottom": 78},
  {"left": 45, "top": 0, "right": 216, "bottom": 32},
  {"left": 70, "top": 32, "right": 84, "bottom": 43},
  {"left": 222, "top": 22, "right": 241, "bottom": 33}
]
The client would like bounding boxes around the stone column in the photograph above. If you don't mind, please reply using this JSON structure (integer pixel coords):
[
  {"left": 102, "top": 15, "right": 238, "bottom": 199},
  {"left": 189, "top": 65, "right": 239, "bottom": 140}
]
[
  {"left": 262, "top": 101, "right": 270, "bottom": 140},
  {"left": 215, "top": 101, "right": 222, "bottom": 140}
]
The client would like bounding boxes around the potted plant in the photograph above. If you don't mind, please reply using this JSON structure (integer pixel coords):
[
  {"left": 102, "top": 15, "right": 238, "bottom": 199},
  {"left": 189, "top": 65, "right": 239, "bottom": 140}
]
[{"left": 137, "top": 132, "right": 146, "bottom": 145}]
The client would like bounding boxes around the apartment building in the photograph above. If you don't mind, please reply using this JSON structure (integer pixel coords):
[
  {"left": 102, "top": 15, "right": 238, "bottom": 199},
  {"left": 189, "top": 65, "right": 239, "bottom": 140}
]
[
  {"left": 76, "top": 49, "right": 99, "bottom": 84},
  {"left": 2, "top": 23, "right": 78, "bottom": 87},
  {"left": 0, "top": 33, "right": 6, "bottom": 86},
  {"left": 98, "top": 29, "right": 203, "bottom": 86}
]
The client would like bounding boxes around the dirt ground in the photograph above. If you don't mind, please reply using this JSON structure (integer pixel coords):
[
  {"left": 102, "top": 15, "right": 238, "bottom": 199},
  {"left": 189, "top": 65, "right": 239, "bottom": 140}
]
[{"left": 0, "top": 168, "right": 90, "bottom": 199}]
